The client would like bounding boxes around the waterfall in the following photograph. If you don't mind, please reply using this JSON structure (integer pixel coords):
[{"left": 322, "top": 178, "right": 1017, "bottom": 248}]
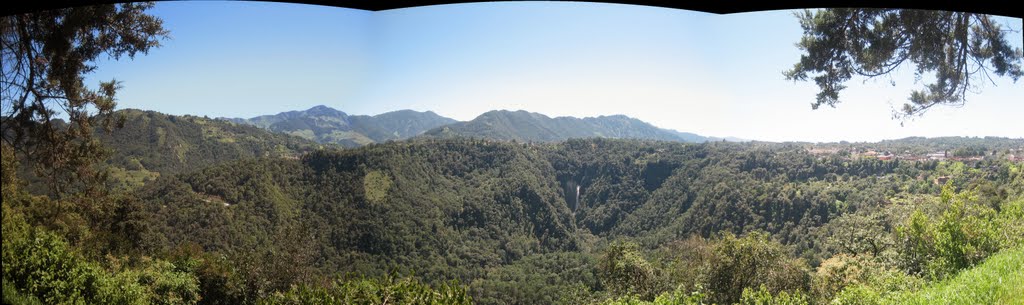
[{"left": 575, "top": 185, "right": 581, "bottom": 211}]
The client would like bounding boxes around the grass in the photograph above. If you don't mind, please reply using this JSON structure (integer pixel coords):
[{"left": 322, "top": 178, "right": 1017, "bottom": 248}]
[{"left": 896, "top": 245, "right": 1024, "bottom": 305}]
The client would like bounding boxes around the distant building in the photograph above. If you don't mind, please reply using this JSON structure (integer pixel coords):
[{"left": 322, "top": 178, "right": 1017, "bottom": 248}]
[
  {"left": 876, "top": 151, "right": 894, "bottom": 160},
  {"left": 926, "top": 151, "right": 947, "bottom": 161},
  {"left": 902, "top": 154, "right": 924, "bottom": 161},
  {"left": 934, "top": 176, "right": 951, "bottom": 185}
]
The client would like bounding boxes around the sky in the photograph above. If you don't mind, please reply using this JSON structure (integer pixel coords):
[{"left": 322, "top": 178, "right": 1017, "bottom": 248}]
[{"left": 87, "top": 2, "right": 1024, "bottom": 143}]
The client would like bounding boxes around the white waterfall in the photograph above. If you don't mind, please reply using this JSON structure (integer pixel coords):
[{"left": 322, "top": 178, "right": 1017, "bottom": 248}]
[{"left": 576, "top": 185, "right": 581, "bottom": 210}]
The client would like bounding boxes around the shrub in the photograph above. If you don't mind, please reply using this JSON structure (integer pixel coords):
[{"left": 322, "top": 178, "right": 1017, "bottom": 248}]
[
  {"left": 896, "top": 185, "right": 1002, "bottom": 279},
  {"left": 701, "top": 232, "right": 810, "bottom": 304},
  {"left": 740, "top": 285, "right": 809, "bottom": 305},
  {"left": 2, "top": 226, "right": 200, "bottom": 305},
  {"left": 257, "top": 273, "right": 471, "bottom": 305},
  {"left": 598, "top": 242, "right": 657, "bottom": 300}
]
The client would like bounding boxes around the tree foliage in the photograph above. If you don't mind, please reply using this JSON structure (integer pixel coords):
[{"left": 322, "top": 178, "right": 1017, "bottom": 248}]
[
  {"left": 785, "top": 9, "right": 1023, "bottom": 121},
  {"left": 2, "top": 213, "right": 200, "bottom": 305},
  {"left": 598, "top": 242, "right": 657, "bottom": 299},
  {"left": 1, "top": 3, "right": 168, "bottom": 196},
  {"left": 896, "top": 185, "right": 1004, "bottom": 279},
  {"left": 701, "top": 232, "right": 811, "bottom": 304},
  {"left": 740, "top": 284, "right": 810, "bottom": 305}
]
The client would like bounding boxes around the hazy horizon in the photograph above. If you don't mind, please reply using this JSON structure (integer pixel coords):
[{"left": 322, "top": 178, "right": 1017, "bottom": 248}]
[{"left": 85, "top": 2, "right": 1024, "bottom": 143}]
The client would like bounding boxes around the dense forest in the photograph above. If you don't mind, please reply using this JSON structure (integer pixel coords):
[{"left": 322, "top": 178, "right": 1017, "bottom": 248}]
[
  {"left": 4, "top": 111, "right": 1023, "bottom": 304},
  {"left": 13, "top": 109, "right": 323, "bottom": 196}
]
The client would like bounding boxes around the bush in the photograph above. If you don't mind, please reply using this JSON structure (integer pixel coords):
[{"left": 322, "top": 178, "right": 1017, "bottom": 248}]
[
  {"left": 2, "top": 226, "right": 200, "bottom": 305},
  {"left": 740, "top": 284, "right": 809, "bottom": 305},
  {"left": 2, "top": 228, "right": 113, "bottom": 304},
  {"left": 995, "top": 198, "right": 1024, "bottom": 248},
  {"left": 595, "top": 284, "right": 708, "bottom": 305},
  {"left": 701, "top": 232, "right": 810, "bottom": 304},
  {"left": 811, "top": 254, "right": 876, "bottom": 303},
  {"left": 830, "top": 266, "right": 923, "bottom": 305},
  {"left": 896, "top": 185, "right": 1002, "bottom": 279},
  {"left": 598, "top": 242, "right": 657, "bottom": 300},
  {"left": 258, "top": 273, "right": 471, "bottom": 305},
  {"left": 106, "top": 257, "right": 202, "bottom": 305}
]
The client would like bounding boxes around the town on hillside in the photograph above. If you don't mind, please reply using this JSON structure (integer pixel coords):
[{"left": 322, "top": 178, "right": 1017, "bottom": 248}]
[{"left": 806, "top": 144, "right": 1024, "bottom": 162}]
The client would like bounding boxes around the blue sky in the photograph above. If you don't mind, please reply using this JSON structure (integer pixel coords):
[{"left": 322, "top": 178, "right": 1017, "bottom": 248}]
[{"left": 87, "top": 2, "right": 1024, "bottom": 142}]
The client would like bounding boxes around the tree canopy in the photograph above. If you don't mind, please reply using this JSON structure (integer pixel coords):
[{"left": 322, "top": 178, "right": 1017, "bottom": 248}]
[
  {"left": 1, "top": 3, "right": 168, "bottom": 196},
  {"left": 785, "top": 9, "right": 1023, "bottom": 121}
]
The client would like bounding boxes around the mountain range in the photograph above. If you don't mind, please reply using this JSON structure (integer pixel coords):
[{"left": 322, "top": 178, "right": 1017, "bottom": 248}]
[
  {"left": 224, "top": 105, "right": 457, "bottom": 147},
  {"left": 224, "top": 105, "right": 741, "bottom": 146}
]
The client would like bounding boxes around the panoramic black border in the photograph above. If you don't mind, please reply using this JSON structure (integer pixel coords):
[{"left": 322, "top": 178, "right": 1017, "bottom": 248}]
[{"left": 2, "top": 0, "right": 1021, "bottom": 17}]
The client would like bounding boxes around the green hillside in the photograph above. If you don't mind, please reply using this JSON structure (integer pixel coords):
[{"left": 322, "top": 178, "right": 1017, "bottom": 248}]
[
  {"left": 6, "top": 4, "right": 1021, "bottom": 305},
  {"left": 97, "top": 109, "right": 321, "bottom": 190},
  {"left": 5, "top": 114, "right": 1023, "bottom": 304},
  {"left": 129, "top": 137, "right": 1024, "bottom": 304}
]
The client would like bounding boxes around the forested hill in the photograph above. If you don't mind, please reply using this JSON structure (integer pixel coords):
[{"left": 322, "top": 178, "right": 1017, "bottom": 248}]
[
  {"left": 224, "top": 105, "right": 457, "bottom": 147},
  {"left": 7, "top": 109, "right": 1023, "bottom": 304},
  {"left": 135, "top": 138, "right": 583, "bottom": 299},
  {"left": 422, "top": 110, "right": 710, "bottom": 143},
  {"left": 92, "top": 109, "right": 321, "bottom": 190},
  {"left": 128, "top": 136, "right": 1023, "bottom": 304},
  {"left": 6, "top": 119, "right": 1023, "bottom": 304}
]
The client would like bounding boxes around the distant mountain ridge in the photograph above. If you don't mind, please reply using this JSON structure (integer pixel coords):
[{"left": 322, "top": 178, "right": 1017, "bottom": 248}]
[
  {"left": 225, "top": 105, "right": 741, "bottom": 146},
  {"left": 224, "top": 105, "right": 457, "bottom": 147},
  {"left": 422, "top": 109, "right": 718, "bottom": 143}
]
